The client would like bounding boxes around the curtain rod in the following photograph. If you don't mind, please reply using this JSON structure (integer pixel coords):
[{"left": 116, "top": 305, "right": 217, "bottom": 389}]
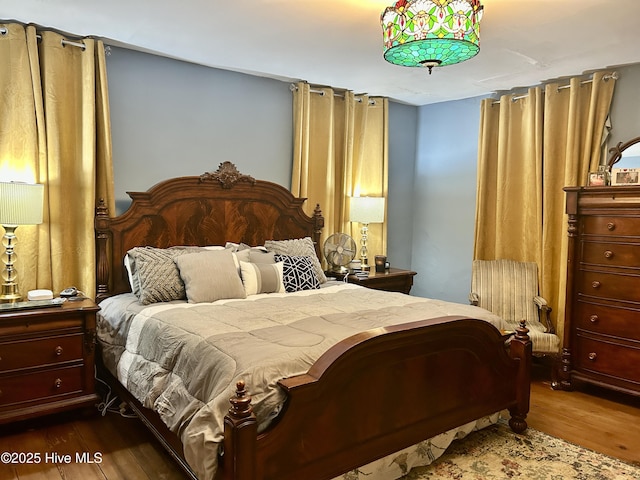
[
  {"left": 491, "top": 72, "right": 618, "bottom": 105},
  {"left": 289, "top": 83, "right": 377, "bottom": 105},
  {"left": 0, "top": 26, "right": 86, "bottom": 50}
]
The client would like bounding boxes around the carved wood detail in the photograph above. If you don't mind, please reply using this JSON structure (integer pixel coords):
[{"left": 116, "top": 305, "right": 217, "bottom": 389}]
[{"left": 199, "top": 161, "right": 256, "bottom": 189}]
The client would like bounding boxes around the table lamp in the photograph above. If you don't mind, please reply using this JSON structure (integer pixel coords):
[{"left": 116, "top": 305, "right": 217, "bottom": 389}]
[
  {"left": 0, "top": 181, "right": 44, "bottom": 302},
  {"left": 349, "top": 196, "right": 385, "bottom": 270}
]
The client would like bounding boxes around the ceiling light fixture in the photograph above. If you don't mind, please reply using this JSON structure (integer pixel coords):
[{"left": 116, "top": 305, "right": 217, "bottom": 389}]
[{"left": 381, "top": 0, "right": 484, "bottom": 74}]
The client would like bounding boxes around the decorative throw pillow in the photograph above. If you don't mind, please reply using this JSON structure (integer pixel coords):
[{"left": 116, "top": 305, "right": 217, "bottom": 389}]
[
  {"left": 265, "top": 237, "right": 326, "bottom": 284},
  {"left": 249, "top": 250, "right": 276, "bottom": 264},
  {"left": 239, "top": 261, "right": 285, "bottom": 296},
  {"left": 274, "top": 254, "right": 321, "bottom": 292},
  {"left": 126, "top": 246, "right": 199, "bottom": 305},
  {"left": 174, "top": 249, "right": 246, "bottom": 303}
]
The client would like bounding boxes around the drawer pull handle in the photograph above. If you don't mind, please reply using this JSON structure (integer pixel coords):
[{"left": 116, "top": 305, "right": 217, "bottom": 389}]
[
  {"left": 589, "top": 314, "right": 599, "bottom": 324},
  {"left": 607, "top": 222, "right": 615, "bottom": 231},
  {"left": 588, "top": 352, "right": 597, "bottom": 361},
  {"left": 55, "top": 346, "right": 63, "bottom": 356},
  {"left": 0, "top": 388, "right": 2, "bottom": 398},
  {"left": 591, "top": 281, "right": 601, "bottom": 289},
  {"left": 604, "top": 250, "right": 614, "bottom": 259},
  {"left": 54, "top": 378, "right": 62, "bottom": 389}
]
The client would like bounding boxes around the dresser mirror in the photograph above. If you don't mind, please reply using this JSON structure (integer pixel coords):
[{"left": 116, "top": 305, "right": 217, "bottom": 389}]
[{"left": 607, "top": 136, "right": 640, "bottom": 169}]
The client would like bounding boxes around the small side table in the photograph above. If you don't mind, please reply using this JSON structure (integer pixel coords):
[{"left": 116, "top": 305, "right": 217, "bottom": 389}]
[
  {"left": 329, "top": 268, "right": 417, "bottom": 294},
  {"left": 0, "top": 298, "right": 100, "bottom": 424}
]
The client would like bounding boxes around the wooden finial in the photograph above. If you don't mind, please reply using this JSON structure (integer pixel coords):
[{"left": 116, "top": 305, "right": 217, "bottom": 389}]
[{"left": 228, "top": 381, "right": 253, "bottom": 419}]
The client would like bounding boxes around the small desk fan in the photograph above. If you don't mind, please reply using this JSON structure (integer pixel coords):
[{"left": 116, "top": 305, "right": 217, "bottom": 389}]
[{"left": 323, "top": 233, "right": 357, "bottom": 273}]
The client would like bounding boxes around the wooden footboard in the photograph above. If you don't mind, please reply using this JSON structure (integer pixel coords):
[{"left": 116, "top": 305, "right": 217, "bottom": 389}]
[{"left": 219, "top": 316, "right": 531, "bottom": 480}]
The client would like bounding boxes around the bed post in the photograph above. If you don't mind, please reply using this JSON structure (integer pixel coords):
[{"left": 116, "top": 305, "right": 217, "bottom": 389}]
[
  {"left": 507, "top": 321, "right": 532, "bottom": 433},
  {"left": 220, "top": 381, "right": 257, "bottom": 480},
  {"left": 95, "top": 198, "right": 111, "bottom": 301},
  {"left": 312, "top": 203, "right": 324, "bottom": 260}
]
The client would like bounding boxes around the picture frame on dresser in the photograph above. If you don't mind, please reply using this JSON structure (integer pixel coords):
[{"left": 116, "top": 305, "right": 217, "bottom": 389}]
[{"left": 611, "top": 168, "right": 640, "bottom": 185}]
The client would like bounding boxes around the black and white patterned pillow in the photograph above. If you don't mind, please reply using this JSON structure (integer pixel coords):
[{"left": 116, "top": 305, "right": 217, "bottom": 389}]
[
  {"left": 274, "top": 254, "right": 321, "bottom": 292},
  {"left": 265, "top": 237, "right": 327, "bottom": 284}
]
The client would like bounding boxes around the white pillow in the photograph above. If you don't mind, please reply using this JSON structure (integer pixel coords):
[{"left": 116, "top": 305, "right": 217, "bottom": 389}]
[{"left": 239, "top": 261, "right": 285, "bottom": 296}]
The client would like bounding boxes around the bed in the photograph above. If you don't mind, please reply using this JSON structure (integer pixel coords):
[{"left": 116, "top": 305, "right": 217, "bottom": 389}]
[{"left": 94, "top": 162, "right": 532, "bottom": 480}]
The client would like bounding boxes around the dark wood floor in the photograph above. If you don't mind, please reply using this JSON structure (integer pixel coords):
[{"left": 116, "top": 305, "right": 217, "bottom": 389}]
[{"left": 1, "top": 361, "right": 639, "bottom": 479}]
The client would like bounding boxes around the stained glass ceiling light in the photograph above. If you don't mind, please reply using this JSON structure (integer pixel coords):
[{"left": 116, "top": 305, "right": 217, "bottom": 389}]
[{"left": 381, "top": 0, "right": 484, "bottom": 74}]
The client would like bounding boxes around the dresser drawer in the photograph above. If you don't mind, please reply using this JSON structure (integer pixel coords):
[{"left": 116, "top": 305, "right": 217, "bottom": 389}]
[
  {"left": 580, "top": 240, "right": 640, "bottom": 268},
  {"left": 575, "top": 335, "right": 640, "bottom": 383},
  {"left": 577, "top": 270, "right": 640, "bottom": 302},
  {"left": 581, "top": 216, "right": 640, "bottom": 236},
  {"left": 0, "top": 365, "right": 84, "bottom": 407},
  {"left": 0, "top": 333, "right": 84, "bottom": 372},
  {"left": 575, "top": 302, "right": 640, "bottom": 340}
]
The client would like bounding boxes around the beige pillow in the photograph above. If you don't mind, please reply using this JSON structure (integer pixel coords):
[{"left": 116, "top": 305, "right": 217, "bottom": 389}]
[
  {"left": 240, "top": 261, "right": 285, "bottom": 296},
  {"left": 264, "top": 237, "right": 326, "bottom": 284},
  {"left": 174, "top": 250, "right": 246, "bottom": 303}
]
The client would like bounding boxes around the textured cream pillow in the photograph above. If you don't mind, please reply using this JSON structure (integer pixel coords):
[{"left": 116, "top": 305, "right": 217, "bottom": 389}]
[
  {"left": 126, "top": 246, "right": 201, "bottom": 304},
  {"left": 174, "top": 250, "right": 246, "bottom": 303},
  {"left": 264, "top": 237, "right": 326, "bottom": 284},
  {"left": 239, "top": 261, "right": 285, "bottom": 296}
]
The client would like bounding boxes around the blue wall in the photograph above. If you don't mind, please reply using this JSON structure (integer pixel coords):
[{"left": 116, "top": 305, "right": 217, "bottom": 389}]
[
  {"left": 387, "top": 102, "right": 418, "bottom": 271},
  {"left": 410, "top": 96, "right": 485, "bottom": 302},
  {"left": 107, "top": 47, "right": 293, "bottom": 213}
]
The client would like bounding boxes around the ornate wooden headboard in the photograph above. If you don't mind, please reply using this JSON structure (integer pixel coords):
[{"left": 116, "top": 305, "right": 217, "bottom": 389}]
[{"left": 95, "top": 162, "right": 324, "bottom": 301}]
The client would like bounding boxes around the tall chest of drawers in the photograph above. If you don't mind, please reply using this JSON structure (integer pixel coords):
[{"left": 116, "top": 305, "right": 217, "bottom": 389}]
[
  {"left": 560, "top": 186, "right": 640, "bottom": 396},
  {"left": 0, "top": 299, "right": 100, "bottom": 423}
]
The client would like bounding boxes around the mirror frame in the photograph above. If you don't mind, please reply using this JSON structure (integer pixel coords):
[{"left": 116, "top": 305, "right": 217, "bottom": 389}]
[{"left": 607, "top": 136, "right": 640, "bottom": 168}]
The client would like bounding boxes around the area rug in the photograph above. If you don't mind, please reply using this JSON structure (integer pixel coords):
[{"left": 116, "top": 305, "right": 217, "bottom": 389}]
[{"left": 401, "top": 421, "right": 639, "bottom": 479}]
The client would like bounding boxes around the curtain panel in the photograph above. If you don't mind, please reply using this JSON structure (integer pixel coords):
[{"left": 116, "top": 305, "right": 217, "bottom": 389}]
[
  {"left": 292, "top": 82, "right": 388, "bottom": 267},
  {"left": 474, "top": 71, "right": 616, "bottom": 344},
  {"left": 0, "top": 23, "right": 115, "bottom": 299}
]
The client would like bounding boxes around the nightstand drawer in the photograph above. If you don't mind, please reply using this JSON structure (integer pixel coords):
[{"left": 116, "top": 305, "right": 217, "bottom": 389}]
[
  {"left": 0, "top": 365, "right": 84, "bottom": 407},
  {"left": 0, "top": 333, "right": 84, "bottom": 372}
]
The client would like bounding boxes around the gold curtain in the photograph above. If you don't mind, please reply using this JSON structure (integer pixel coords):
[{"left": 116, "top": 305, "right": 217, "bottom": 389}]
[
  {"left": 292, "top": 82, "right": 388, "bottom": 265},
  {"left": 541, "top": 72, "right": 616, "bottom": 342},
  {"left": 475, "top": 88, "right": 544, "bottom": 264},
  {"left": 474, "top": 72, "right": 616, "bottom": 343},
  {"left": 0, "top": 23, "right": 115, "bottom": 299}
]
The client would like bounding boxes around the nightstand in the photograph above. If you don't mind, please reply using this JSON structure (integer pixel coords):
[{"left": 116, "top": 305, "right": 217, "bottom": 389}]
[
  {"left": 0, "top": 298, "right": 100, "bottom": 424},
  {"left": 330, "top": 268, "right": 417, "bottom": 294}
]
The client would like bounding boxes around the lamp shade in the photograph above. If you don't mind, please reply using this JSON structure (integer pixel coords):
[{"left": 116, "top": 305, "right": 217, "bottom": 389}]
[
  {"left": 0, "top": 182, "right": 44, "bottom": 226},
  {"left": 350, "top": 196, "right": 385, "bottom": 224},
  {"left": 381, "top": 0, "right": 484, "bottom": 73}
]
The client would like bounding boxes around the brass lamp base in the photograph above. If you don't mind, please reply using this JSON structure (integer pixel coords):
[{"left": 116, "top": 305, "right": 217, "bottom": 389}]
[{"left": 0, "top": 282, "right": 22, "bottom": 303}]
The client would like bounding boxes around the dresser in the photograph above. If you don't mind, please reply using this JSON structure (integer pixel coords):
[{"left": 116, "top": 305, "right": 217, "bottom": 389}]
[
  {"left": 560, "top": 186, "right": 640, "bottom": 396},
  {"left": 0, "top": 298, "right": 100, "bottom": 423},
  {"left": 328, "top": 268, "right": 417, "bottom": 294}
]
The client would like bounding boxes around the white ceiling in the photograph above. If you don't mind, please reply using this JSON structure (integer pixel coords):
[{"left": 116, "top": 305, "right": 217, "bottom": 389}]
[{"left": 3, "top": 0, "right": 640, "bottom": 106}]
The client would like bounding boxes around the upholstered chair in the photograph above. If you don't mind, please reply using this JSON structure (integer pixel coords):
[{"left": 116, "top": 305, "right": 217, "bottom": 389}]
[{"left": 470, "top": 259, "right": 560, "bottom": 354}]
